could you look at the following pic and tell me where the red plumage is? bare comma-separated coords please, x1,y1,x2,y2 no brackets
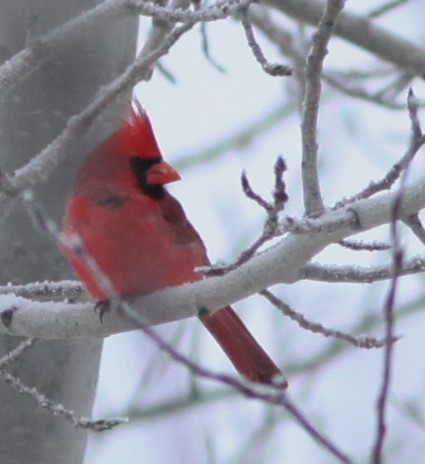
63,101,286,388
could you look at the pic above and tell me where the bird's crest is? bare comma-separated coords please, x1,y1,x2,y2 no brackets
115,98,162,160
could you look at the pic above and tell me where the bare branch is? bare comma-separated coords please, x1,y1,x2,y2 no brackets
199,22,226,72
371,207,403,464
301,0,345,217
239,5,292,77
248,8,412,111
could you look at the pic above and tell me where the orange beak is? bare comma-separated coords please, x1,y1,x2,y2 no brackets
146,161,181,186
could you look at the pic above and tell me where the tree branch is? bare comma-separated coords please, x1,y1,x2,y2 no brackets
301,0,345,217
0,19,198,220
267,0,425,77
0,0,244,96
301,257,425,283
0,176,424,338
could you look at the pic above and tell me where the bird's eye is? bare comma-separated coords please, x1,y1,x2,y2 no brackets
129,156,164,199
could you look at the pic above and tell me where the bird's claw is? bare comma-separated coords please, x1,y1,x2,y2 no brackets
94,299,110,323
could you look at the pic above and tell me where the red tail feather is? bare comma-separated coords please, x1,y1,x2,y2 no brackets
201,307,287,388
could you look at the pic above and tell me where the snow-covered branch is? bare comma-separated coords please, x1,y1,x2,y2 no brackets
1,177,425,339
0,0,244,96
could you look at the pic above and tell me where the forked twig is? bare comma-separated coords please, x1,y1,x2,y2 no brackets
203,157,288,277
334,88,425,209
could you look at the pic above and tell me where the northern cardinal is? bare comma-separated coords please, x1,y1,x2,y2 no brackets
63,100,286,388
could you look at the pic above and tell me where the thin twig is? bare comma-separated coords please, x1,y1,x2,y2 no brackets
0,338,38,369
301,0,345,217
248,8,409,111
0,369,127,431
301,256,425,283
371,88,422,464
203,157,288,277
0,337,125,431
260,289,396,349
239,4,292,77
371,199,403,464
338,239,390,252
334,89,425,209
270,0,425,78
0,280,83,300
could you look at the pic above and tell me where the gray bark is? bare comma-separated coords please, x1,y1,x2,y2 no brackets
0,1,137,463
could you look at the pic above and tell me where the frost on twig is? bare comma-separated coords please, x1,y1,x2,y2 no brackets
260,289,397,349
301,256,425,283
1,368,127,431
0,338,125,431
338,238,390,252
239,4,292,77
0,338,38,369
0,280,83,301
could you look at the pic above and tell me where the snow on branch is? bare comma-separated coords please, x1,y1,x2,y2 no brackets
0,0,246,96
0,178,424,339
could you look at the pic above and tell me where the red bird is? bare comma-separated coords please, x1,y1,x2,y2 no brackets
63,101,286,388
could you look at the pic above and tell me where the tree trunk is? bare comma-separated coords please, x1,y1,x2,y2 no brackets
0,2,137,463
